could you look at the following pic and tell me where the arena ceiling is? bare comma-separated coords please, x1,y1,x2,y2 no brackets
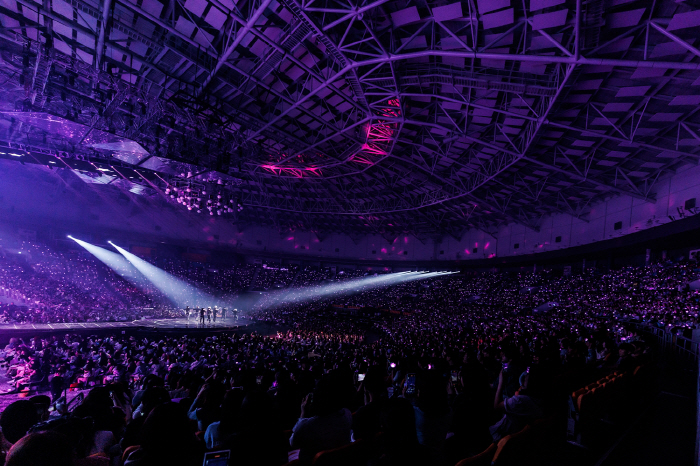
1,0,700,240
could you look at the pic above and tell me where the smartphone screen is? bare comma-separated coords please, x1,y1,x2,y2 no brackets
406,373,416,394
357,373,365,382
203,450,230,466
451,370,458,382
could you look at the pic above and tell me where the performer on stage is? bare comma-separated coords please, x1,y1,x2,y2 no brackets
206,307,212,324
185,306,190,322
212,307,217,323
199,307,205,325
222,308,227,320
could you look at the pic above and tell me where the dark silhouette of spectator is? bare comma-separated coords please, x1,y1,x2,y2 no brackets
352,365,388,441
490,366,545,442
370,398,431,466
203,389,244,449
121,386,170,449
123,403,202,466
0,400,41,445
413,371,452,464
5,431,75,466
290,373,352,464
219,392,288,466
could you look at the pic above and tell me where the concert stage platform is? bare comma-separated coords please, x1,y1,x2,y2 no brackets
0,317,250,339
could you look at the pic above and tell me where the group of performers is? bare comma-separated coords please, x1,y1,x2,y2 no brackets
183,305,238,325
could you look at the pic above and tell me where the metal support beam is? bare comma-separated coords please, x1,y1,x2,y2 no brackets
95,0,112,71
199,0,273,93
545,121,700,160
521,156,654,202
648,21,700,60
354,50,700,71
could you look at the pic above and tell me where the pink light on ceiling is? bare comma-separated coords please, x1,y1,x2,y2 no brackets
261,164,305,178
485,242,490,249
352,156,374,165
355,99,401,167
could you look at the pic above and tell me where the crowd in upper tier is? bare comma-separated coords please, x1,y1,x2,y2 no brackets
0,245,697,465
3,235,699,331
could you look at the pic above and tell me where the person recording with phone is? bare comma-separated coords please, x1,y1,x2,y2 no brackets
497,346,524,400
352,365,388,441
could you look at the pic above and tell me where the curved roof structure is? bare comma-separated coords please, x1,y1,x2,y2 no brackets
1,0,699,239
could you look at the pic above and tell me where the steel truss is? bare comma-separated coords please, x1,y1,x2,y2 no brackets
0,0,699,237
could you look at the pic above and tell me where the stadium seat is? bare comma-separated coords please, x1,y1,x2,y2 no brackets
76,453,110,466
577,390,592,412
122,445,140,463
571,387,587,400
491,425,531,465
454,442,497,466
584,382,599,391
311,440,370,466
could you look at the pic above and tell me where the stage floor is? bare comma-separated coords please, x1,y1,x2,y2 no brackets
0,317,248,334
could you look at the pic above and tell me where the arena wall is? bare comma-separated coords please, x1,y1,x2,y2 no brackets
2,159,700,262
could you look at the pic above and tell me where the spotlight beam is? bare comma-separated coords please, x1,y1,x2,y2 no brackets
254,271,447,310
110,242,219,308
68,237,151,288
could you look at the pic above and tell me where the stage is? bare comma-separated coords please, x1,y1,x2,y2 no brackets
0,317,250,336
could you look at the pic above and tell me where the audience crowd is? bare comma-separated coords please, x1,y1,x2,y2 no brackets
0,247,697,465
